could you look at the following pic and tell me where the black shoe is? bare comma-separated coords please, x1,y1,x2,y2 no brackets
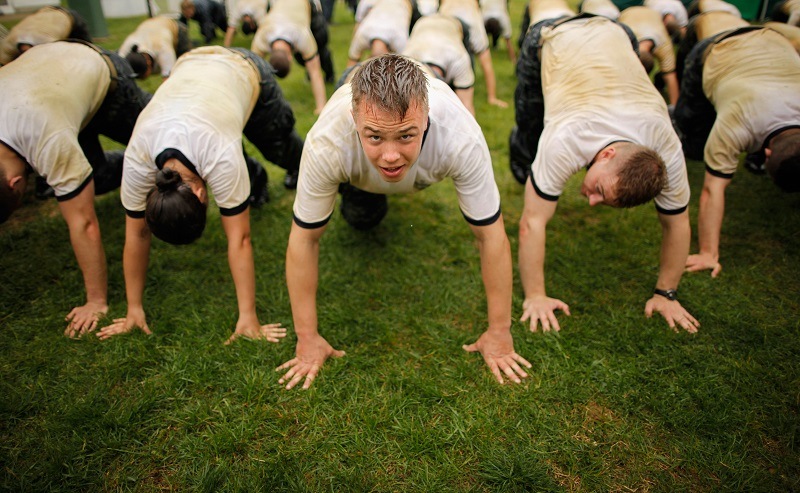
35,176,55,200
283,168,299,189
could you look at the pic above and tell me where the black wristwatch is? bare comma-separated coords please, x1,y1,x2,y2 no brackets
654,288,678,301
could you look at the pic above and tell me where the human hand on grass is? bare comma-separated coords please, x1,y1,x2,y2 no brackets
276,334,345,390
520,295,571,332
685,252,722,278
64,301,108,338
96,306,152,340
463,329,532,384
488,97,508,108
645,296,699,334
225,316,287,345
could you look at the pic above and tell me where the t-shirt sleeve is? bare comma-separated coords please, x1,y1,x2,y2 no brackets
295,27,319,61
530,128,583,200
654,140,691,213
121,148,158,217
449,138,502,224
450,52,475,89
37,130,93,200
292,140,344,227
703,112,749,177
204,144,251,216
654,39,676,73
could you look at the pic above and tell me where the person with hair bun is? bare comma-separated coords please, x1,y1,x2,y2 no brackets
97,46,304,344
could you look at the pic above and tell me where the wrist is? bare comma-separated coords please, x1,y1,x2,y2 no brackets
653,288,678,301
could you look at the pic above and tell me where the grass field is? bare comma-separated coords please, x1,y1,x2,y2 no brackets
1,2,799,491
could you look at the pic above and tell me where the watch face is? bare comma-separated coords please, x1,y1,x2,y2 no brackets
656,289,677,301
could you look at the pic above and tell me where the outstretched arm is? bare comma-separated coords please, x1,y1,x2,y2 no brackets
505,37,516,64
685,171,729,278
645,209,700,333
305,55,328,115
221,209,287,344
663,71,679,107
454,87,475,116
58,180,108,337
278,221,344,390
476,49,507,108
97,215,152,339
518,179,570,332
462,216,531,384
224,26,236,47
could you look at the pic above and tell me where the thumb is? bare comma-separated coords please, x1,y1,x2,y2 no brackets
462,343,478,353
224,332,237,345
331,349,346,358
142,325,152,335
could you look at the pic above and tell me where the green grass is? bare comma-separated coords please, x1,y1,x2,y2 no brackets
2,3,799,491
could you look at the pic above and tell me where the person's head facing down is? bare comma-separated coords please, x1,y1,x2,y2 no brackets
180,0,196,19
241,15,258,35
581,143,666,208
766,129,800,193
125,45,152,79
269,43,292,78
145,167,207,244
0,143,28,224
350,54,430,183
484,17,502,47
637,40,655,74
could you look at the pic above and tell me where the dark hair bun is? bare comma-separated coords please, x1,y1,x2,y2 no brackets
156,168,183,192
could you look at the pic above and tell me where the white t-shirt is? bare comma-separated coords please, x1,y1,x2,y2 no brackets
532,18,689,213
349,0,412,58
480,0,513,38
528,0,575,27
251,0,317,60
122,47,261,216
402,14,475,89
644,0,688,27
697,0,741,17
581,0,620,20
0,7,73,65
702,29,800,175
228,0,268,28
119,16,181,77
293,74,501,227
439,0,490,54
0,42,109,199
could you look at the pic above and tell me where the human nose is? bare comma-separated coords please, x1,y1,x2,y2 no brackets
381,143,401,164
588,194,603,207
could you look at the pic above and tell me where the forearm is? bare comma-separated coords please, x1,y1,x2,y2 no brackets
286,224,324,339
223,26,235,47
505,38,516,63
663,72,679,107
306,57,327,112
226,229,258,321
518,217,547,299
473,221,512,333
455,88,475,116
656,210,691,290
123,217,151,310
477,50,498,101
68,216,107,305
696,173,729,259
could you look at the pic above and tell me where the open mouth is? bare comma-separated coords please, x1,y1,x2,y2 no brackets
379,165,405,179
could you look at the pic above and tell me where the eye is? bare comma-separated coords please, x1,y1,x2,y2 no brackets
400,134,415,141
368,135,381,142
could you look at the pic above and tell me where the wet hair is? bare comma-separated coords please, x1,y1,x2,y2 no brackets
767,130,800,193
269,49,292,78
145,168,207,244
0,167,24,224
350,54,429,120
241,15,257,35
614,145,667,208
485,17,502,48
125,45,149,79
